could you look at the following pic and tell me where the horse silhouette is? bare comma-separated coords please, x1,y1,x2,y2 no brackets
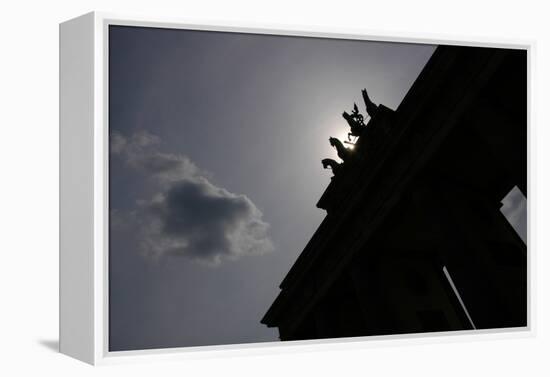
321,158,342,176
329,137,352,162
342,111,366,140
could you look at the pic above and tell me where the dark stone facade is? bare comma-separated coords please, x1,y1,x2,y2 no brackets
261,45,527,340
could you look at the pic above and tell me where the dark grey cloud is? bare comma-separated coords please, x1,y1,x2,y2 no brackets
112,131,273,265
500,186,527,243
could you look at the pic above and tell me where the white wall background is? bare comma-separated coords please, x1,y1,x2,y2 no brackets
0,0,548,374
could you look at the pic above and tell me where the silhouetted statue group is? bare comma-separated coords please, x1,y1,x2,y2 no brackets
322,88,379,176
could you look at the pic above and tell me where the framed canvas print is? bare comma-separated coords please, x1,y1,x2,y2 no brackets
59,12,531,365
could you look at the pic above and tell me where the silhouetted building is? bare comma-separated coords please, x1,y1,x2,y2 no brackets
261,45,527,340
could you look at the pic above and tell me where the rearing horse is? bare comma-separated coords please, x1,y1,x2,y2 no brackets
329,137,352,162
342,111,366,140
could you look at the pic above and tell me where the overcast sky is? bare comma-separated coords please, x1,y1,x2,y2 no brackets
108,26,525,351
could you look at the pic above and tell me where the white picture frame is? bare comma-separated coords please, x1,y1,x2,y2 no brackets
59,11,533,365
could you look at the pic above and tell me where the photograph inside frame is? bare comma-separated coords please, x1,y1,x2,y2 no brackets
108,25,527,351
